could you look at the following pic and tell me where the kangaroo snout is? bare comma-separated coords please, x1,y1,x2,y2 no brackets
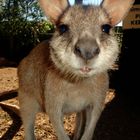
74,39,100,60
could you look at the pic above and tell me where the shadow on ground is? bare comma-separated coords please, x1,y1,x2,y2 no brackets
94,95,140,140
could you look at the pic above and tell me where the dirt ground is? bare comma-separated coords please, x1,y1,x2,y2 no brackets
0,68,140,140
0,68,77,140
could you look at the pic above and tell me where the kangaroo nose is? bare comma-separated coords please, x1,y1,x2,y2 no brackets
74,39,100,60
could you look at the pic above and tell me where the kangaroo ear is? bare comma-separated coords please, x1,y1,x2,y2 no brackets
101,0,134,26
39,0,69,23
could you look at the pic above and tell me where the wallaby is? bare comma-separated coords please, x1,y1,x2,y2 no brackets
18,0,134,140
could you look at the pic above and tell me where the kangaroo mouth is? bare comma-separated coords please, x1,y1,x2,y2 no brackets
80,66,92,73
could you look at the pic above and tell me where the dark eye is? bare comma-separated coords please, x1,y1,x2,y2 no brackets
101,24,112,34
58,24,69,34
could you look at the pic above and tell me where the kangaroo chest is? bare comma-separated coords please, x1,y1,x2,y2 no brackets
59,80,99,114
44,71,108,114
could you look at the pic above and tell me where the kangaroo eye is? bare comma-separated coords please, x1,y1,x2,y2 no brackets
101,24,112,34
58,24,69,34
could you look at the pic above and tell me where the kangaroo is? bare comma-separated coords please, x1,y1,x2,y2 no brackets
18,0,134,140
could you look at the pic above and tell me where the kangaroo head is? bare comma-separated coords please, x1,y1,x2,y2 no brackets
39,0,134,78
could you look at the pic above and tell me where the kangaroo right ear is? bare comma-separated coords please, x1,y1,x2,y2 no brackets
101,0,134,26
39,0,69,23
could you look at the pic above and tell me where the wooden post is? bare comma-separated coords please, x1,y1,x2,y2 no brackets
118,0,140,114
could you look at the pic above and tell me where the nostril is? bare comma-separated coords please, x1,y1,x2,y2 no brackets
94,47,100,55
74,46,82,56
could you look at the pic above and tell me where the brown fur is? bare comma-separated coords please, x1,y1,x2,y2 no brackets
18,0,134,140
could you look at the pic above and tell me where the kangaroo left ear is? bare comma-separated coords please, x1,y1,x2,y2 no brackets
39,0,69,23
101,0,135,26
